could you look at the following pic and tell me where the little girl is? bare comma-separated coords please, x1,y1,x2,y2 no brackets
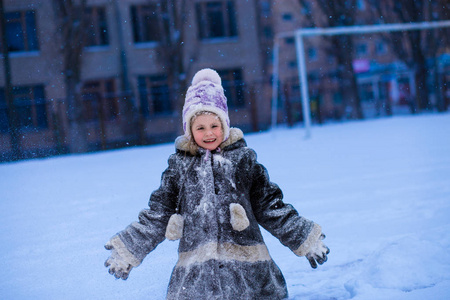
105,68,329,299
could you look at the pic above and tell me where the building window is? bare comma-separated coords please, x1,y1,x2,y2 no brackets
131,4,164,43
81,79,118,122
333,92,343,104
356,43,368,57
282,13,292,21
3,10,39,52
196,1,238,40
288,60,297,68
138,75,172,117
285,37,295,44
218,69,245,108
85,6,109,47
260,1,271,17
308,47,317,61
359,82,374,102
308,71,320,84
330,70,340,83
263,26,272,39
0,92,7,132
375,41,386,55
0,86,47,130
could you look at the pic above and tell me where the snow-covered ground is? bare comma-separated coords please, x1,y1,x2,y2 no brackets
1,113,449,300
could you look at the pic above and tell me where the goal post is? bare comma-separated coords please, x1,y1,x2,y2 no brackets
271,20,450,138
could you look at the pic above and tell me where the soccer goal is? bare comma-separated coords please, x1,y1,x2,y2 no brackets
271,20,450,138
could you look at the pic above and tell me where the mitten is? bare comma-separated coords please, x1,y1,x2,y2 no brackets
306,233,330,269
104,236,141,280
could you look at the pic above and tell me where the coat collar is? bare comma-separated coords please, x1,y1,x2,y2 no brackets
175,127,244,155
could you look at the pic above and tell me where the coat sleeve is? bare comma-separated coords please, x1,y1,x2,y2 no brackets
115,154,180,264
247,149,322,257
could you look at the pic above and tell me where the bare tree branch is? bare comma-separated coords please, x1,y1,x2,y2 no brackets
52,0,90,152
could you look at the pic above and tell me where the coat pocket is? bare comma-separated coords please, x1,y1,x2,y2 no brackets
166,214,184,240
230,203,250,231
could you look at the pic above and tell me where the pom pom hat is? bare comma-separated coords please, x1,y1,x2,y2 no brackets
182,68,230,141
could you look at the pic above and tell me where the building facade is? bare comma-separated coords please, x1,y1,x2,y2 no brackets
1,0,448,161
0,0,273,160
270,0,450,124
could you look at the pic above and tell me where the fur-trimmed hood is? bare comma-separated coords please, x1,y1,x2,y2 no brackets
174,127,244,155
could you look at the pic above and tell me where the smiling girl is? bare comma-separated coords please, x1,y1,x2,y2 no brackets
104,68,329,299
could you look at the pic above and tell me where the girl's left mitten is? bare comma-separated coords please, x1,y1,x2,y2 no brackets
104,236,140,280
306,233,330,269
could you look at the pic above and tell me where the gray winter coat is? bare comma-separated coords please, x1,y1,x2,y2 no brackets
114,128,322,300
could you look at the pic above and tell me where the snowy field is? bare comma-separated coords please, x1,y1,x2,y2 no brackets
1,113,450,300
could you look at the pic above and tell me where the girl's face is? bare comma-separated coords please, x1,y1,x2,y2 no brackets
191,113,224,151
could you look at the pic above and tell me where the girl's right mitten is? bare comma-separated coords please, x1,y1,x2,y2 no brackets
104,236,140,280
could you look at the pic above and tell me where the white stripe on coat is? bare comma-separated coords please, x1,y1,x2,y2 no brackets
176,242,271,267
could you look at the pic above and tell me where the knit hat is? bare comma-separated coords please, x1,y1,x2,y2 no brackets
182,68,230,141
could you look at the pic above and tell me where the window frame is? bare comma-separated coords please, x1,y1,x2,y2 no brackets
138,75,172,117
0,85,48,131
308,47,318,61
2,10,39,53
375,40,387,55
282,13,293,21
130,4,165,44
85,6,110,47
356,42,368,57
217,69,245,109
81,79,119,122
196,1,238,41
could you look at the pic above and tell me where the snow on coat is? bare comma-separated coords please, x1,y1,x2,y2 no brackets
114,128,322,300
